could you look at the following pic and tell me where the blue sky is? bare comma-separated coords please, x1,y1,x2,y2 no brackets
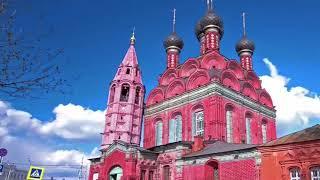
1,0,320,178
10,0,320,118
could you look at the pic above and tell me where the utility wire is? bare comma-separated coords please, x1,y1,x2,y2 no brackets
3,161,85,168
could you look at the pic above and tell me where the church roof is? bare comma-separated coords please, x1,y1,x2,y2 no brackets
121,44,138,67
183,141,256,158
261,124,320,147
112,37,143,84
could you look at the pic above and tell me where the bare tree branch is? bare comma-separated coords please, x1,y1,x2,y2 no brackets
0,0,68,100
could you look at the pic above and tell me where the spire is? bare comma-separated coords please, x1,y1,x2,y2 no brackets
172,8,176,32
236,12,255,55
196,0,223,54
121,42,138,68
101,30,144,149
130,27,136,45
236,12,255,71
163,8,184,69
242,12,246,37
163,8,183,51
120,31,139,69
206,0,213,11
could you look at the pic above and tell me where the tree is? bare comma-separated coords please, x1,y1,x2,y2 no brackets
0,0,66,100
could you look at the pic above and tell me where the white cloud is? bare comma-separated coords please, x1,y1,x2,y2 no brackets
38,104,105,139
44,149,88,165
0,126,8,137
0,135,90,178
260,58,320,134
0,101,103,177
0,102,104,140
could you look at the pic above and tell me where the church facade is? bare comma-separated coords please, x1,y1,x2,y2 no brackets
88,3,319,180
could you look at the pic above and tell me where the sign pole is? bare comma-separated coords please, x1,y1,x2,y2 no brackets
0,148,8,176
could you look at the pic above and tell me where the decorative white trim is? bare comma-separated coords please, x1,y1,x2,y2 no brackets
146,83,276,119
183,150,261,166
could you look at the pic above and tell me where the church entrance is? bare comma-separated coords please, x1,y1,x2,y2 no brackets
205,160,219,180
109,166,123,180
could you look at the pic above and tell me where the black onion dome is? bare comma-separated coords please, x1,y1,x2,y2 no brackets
235,37,255,54
163,32,184,50
200,10,224,34
195,21,204,41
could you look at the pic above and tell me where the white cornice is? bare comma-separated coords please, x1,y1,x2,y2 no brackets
145,82,276,119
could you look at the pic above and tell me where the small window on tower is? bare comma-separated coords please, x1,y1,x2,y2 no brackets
149,171,154,180
109,85,116,103
120,84,130,102
135,87,141,104
126,68,130,74
140,170,146,180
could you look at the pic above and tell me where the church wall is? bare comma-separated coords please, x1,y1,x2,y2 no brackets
182,165,206,180
88,150,138,180
259,140,320,180
220,159,257,180
182,159,257,180
144,92,276,149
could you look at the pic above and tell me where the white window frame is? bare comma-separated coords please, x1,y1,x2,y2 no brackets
214,167,219,180
311,167,320,180
155,121,163,146
290,168,301,180
169,115,182,143
195,111,204,136
246,117,252,144
109,166,123,180
226,110,233,143
262,123,267,143
93,173,99,180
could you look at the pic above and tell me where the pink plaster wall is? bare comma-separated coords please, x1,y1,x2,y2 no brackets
145,52,276,149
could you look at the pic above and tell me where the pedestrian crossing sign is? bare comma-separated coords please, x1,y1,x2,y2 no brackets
27,166,45,180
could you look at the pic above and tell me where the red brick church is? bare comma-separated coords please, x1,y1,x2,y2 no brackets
88,2,320,180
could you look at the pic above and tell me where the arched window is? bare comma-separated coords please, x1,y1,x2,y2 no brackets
163,165,170,180
109,166,123,180
262,121,268,143
192,110,204,137
109,85,116,103
169,115,182,143
140,170,146,180
120,84,130,102
93,173,99,180
149,171,154,180
226,106,233,143
135,87,141,104
206,160,219,180
311,166,320,180
290,167,301,180
155,121,163,146
245,114,252,144
126,68,131,74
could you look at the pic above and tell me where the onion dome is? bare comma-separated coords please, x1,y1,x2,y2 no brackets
163,32,184,50
235,37,255,54
199,10,224,36
195,21,204,41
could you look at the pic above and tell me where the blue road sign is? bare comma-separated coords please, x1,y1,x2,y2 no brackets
27,166,45,180
0,164,3,173
0,148,7,157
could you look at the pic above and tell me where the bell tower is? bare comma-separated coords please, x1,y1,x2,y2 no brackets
101,32,145,149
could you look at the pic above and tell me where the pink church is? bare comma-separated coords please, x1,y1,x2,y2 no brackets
89,3,278,180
